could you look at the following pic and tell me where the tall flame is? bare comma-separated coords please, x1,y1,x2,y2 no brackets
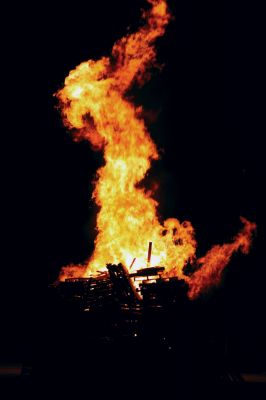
56,0,256,298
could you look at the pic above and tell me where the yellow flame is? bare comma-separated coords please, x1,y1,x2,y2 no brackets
56,0,256,298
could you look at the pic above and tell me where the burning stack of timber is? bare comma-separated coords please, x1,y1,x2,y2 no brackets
49,242,188,313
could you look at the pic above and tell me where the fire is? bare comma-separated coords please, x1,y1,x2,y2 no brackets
187,217,256,299
56,0,256,298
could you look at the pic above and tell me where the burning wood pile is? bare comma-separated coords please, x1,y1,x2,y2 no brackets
49,242,188,317
45,1,258,386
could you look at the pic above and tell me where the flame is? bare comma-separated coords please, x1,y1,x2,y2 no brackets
187,217,257,299
56,0,256,298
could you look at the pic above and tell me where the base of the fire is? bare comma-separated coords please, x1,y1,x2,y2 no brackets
47,263,259,388
51,263,189,311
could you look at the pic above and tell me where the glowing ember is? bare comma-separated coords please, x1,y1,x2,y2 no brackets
56,0,256,298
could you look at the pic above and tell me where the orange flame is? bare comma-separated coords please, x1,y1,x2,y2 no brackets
187,217,257,299
56,0,256,298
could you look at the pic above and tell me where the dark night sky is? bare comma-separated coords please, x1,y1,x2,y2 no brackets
1,0,265,366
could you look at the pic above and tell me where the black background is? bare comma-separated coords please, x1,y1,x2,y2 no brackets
1,0,265,372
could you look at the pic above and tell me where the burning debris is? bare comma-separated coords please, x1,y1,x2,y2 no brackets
55,0,256,300
50,263,188,314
